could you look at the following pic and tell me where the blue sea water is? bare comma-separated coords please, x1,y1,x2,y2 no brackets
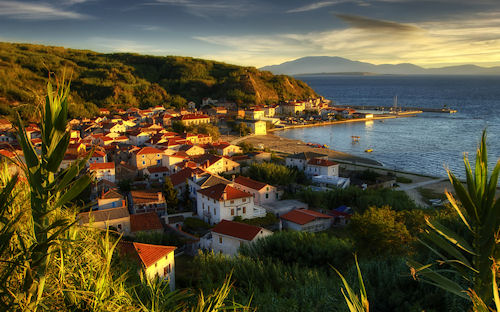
278,75,500,178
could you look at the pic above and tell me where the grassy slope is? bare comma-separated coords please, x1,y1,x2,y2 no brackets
0,42,317,120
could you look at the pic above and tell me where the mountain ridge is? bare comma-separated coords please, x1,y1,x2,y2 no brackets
0,42,317,120
261,56,500,75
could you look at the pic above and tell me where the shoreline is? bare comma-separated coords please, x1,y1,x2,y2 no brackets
237,134,382,166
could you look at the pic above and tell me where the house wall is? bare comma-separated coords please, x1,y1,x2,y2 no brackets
285,157,306,170
92,168,116,183
282,218,331,232
305,164,338,177
211,230,272,256
196,194,254,225
233,183,278,205
133,152,163,170
98,198,125,210
83,217,131,234
144,252,176,291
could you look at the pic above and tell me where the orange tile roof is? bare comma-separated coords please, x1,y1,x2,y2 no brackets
169,167,194,186
307,158,338,167
234,175,267,191
130,212,163,233
135,147,163,155
119,242,175,268
198,183,251,201
280,209,332,225
131,190,163,204
147,166,170,173
89,162,115,170
211,220,265,241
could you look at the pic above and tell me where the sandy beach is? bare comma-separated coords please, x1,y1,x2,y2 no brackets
234,134,382,166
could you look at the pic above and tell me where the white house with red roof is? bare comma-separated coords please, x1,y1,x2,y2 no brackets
144,166,170,182
88,150,107,163
208,220,272,256
89,162,116,183
233,175,279,205
305,158,339,177
196,183,256,225
97,189,126,210
280,209,333,232
128,129,151,146
119,242,176,290
203,142,242,156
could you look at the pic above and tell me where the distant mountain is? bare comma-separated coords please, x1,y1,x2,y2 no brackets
260,56,500,75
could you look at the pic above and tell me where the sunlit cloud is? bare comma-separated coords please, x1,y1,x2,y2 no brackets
193,14,500,67
0,0,90,20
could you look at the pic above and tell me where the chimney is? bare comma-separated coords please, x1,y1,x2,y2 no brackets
231,174,235,182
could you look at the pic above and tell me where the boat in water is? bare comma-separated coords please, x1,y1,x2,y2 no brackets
365,148,373,153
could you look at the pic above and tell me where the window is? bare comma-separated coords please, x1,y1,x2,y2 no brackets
265,193,269,199
142,161,146,165
231,209,234,216
230,200,234,204
117,224,122,230
242,198,246,202
157,159,161,164
243,207,246,214
163,264,171,275
219,236,222,244
213,208,216,215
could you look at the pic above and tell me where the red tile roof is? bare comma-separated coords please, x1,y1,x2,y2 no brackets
234,175,267,191
89,162,115,170
211,220,265,241
169,167,194,186
135,147,163,155
280,209,332,225
130,212,163,233
307,158,338,167
178,113,209,120
198,183,251,201
131,190,163,204
119,242,175,268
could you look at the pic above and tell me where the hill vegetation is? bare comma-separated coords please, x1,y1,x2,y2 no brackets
0,42,317,121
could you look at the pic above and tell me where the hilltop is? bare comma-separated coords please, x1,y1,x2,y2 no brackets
0,42,317,120
261,56,500,75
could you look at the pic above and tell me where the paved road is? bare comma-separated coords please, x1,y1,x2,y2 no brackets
397,178,448,191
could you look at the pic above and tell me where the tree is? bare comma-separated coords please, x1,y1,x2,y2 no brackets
349,206,412,257
409,130,500,306
164,177,179,210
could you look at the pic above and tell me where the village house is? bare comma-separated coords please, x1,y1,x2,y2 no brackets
285,152,328,171
131,147,163,170
130,190,166,215
182,133,212,145
197,183,264,225
174,113,210,126
203,142,242,156
233,175,279,205
130,212,164,235
191,154,240,175
208,220,272,256
78,206,131,233
128,129,151,146
177,144,205,156
244,108,265,120
188,173,231,200
97,189,126,210
89,162,116,183
88,150,107,163
280,209,333,232
305,158,339,177
279,101,306,115
119,242,176,291
240,120,266,135
144,166,170,182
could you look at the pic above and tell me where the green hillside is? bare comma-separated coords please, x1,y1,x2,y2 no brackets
0,42,317,120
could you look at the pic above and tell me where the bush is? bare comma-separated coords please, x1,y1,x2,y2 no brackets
396,176,413,184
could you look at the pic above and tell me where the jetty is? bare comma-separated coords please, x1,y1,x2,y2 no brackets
335,105,457,114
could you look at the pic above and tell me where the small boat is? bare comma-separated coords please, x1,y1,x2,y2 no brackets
365,148,373,153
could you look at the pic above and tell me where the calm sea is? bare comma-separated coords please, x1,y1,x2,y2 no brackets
278,75,500,178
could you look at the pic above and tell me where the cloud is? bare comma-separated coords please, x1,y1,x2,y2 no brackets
335,14,422,33
191,14,500,68
0,1,90,20
151,0,254,17
287,1,342,13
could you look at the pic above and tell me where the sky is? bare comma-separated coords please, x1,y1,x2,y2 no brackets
1,0,500,68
